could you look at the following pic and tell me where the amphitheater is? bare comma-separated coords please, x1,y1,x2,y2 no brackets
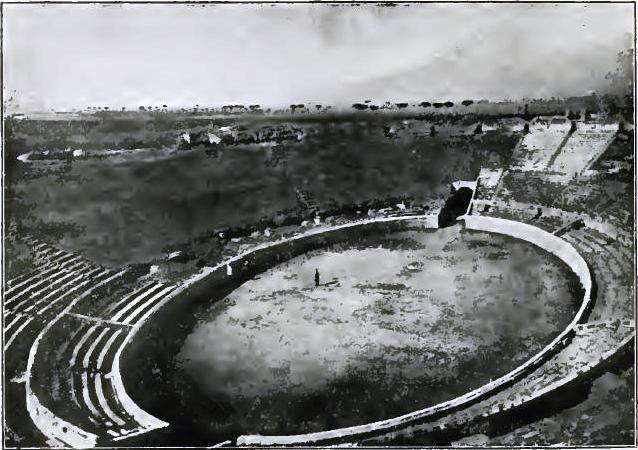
3,120,634,447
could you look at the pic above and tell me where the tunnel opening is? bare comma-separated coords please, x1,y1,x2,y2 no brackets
438,185,474,228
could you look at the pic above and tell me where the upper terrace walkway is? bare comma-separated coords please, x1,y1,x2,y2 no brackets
511,122,570,173
510,122,617,184
548,124,618,182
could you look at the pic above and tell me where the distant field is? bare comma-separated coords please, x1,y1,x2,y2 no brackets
6,115,519,267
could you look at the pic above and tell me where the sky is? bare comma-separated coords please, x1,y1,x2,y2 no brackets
3,2,634,112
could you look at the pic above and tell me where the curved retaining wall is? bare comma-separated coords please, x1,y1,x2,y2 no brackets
236,215,593,446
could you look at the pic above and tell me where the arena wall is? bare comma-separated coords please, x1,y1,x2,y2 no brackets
237,215,593,446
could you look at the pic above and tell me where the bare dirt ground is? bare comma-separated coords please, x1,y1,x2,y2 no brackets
176,224,580,436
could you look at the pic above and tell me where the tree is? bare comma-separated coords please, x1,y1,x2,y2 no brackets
567,109,579,120
290,104,305,113
602,48,634,121
618,120,625,134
